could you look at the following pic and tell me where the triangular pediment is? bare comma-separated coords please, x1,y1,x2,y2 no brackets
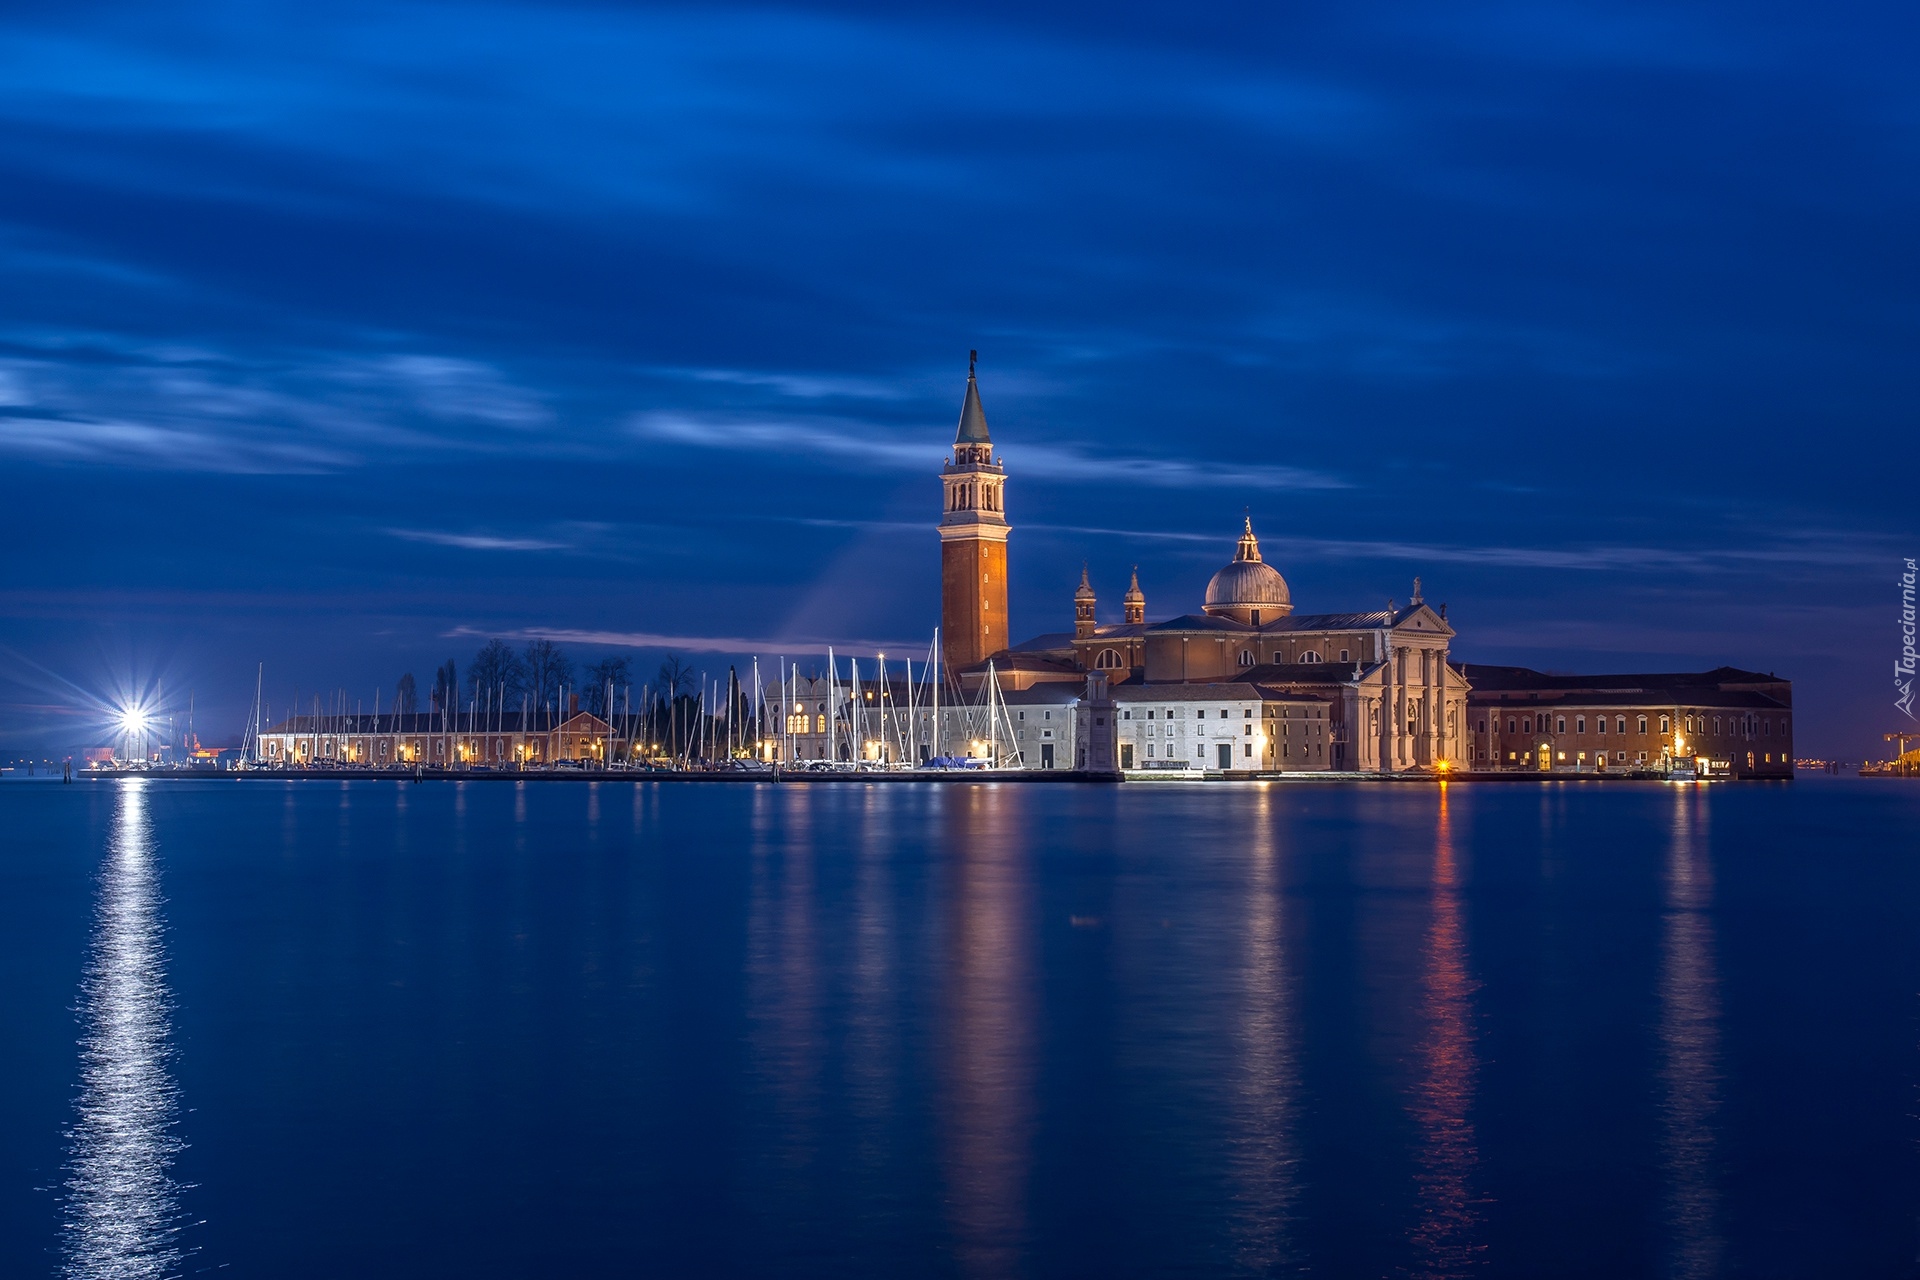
1391,603,1453,638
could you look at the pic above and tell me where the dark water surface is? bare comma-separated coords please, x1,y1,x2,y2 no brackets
5,777,1920,1278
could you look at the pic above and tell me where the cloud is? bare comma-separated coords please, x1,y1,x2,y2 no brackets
629,411,1348,491
1021,523,1889,575
672,366,914,401
0,412,346,472
387,528,570,552
0,340,560,472
352,356,551,429
448,625,922,659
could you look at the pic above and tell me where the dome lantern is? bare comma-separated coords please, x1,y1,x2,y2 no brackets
1203,518,1291,624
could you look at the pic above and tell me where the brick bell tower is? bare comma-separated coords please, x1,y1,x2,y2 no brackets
939,350,1009,672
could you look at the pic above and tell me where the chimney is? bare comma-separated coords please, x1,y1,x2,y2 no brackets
568,692,579,715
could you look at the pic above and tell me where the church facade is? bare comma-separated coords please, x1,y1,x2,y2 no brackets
940,363,1469,773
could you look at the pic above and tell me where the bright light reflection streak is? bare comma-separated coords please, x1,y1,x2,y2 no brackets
61,780,190,1279
1659,787,1724,1280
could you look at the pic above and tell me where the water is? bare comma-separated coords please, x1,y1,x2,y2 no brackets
3,776,1918,1278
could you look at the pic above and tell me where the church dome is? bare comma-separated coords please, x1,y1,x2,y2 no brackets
1204,518,1291,618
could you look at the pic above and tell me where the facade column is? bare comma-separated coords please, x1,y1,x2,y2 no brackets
1380,644,1396,773
1425,648,1440,765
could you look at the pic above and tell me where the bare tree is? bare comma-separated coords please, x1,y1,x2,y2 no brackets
394,672,417,716
581,655,632,715
523,638,573,710
656,655,694,699
469,639,526,702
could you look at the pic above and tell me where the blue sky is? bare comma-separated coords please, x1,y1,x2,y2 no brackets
0,1,1911,757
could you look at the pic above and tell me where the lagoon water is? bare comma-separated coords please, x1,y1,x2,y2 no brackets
4,776,1919,1278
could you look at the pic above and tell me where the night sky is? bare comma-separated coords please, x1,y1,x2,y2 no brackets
0,2,1911,758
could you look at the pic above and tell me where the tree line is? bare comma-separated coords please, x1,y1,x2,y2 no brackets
389,644,738,756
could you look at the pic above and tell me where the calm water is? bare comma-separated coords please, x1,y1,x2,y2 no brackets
4,776,1919,1278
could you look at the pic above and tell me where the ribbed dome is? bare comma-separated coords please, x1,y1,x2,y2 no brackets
1203,518,1291,616
1205,560,1291,609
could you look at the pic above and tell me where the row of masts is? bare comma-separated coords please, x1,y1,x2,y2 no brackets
243,626,1027,769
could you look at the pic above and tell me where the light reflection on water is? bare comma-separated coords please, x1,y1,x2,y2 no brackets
1228,787,1300,1271
61,779,190,1280
1407,784,1484,1278
942,786,1034,1277
1659,787,1724,1279
12,778,1901,1278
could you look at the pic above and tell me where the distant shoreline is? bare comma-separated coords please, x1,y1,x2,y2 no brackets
57,767,1799,785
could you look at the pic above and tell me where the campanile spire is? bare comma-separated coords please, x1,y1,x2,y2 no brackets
939,352,1010,671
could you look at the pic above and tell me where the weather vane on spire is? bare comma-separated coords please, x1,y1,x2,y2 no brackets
969,349,977,376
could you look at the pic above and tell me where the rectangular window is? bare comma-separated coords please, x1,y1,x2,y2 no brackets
1638,716,1648,734
1556,716,1566,733
1597,718,1606,735
1576,716,1586,732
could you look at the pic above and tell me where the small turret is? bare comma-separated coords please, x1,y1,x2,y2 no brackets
1123,567,1146,626
1074,564,1097,638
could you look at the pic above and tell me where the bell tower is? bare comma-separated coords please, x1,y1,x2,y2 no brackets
939,351,1009,672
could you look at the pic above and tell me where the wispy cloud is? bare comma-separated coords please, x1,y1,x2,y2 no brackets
1023,523,1888,574
448,625,923,658
670,366,914,401
388,528,570,552
0,340,559,472
0,413,347,472
629,411,1348,491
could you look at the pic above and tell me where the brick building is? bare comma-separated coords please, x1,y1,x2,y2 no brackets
1460,665,1793,778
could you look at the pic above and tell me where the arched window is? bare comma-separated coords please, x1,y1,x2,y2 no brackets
1301,650,1322,664
1237,649,1254,667
1095,648,1124,669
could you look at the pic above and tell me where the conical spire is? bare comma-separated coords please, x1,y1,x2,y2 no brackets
1123,566,1145,625
955,349,991,446
1074,563,1096,602
1234,515,1262,563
